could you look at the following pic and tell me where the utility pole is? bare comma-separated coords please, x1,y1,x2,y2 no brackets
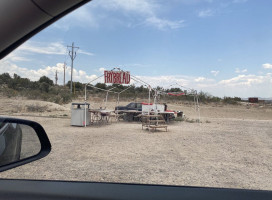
63,62,66,86
67,42,79,93
55,70,58,85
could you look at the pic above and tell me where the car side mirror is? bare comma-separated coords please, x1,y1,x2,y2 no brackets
0,117,51,172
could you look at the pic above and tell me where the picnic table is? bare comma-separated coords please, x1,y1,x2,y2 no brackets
115,110,175,123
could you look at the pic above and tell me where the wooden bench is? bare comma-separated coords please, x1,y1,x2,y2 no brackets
149,125,168,132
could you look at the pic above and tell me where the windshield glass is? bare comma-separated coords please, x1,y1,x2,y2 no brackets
0,0,271,191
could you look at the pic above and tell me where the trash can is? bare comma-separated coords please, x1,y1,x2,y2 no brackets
71,103,90,126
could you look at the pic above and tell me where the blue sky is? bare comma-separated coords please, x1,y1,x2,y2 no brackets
1,0,272,98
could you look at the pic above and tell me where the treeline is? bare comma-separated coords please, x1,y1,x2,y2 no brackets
0,73,72,104
0,73,242,105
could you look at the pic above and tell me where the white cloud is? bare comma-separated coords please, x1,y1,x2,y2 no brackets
220,75,258,86
107,0,185,30
56,0,185,31
216,74,272,97
19,41,66,55
133,74,272,98
0,61,97,84
145,16,185,30
235,68,248,73
262,63,272,69
98,0,156,16
133,75,216,92
198,9,214,18
195,77,206,82
53,4,99,30
77,49,94,56
210,70,219,76
99,68,106,73
4,52,31,62
2,41,93,63
135,75,193,89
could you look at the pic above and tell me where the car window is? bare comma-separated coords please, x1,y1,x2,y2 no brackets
0,0,272,192
136,103,142,109
128,103,135,108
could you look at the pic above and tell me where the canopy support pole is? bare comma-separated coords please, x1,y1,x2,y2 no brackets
84,84,87,127
116,91,121,118
105,91,109,109
196,91,200,123
148,86,151,115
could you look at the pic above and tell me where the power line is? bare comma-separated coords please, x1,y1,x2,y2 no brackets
67,42,79,93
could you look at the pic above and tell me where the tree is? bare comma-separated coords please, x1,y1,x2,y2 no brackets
95,83,106,90
74,82,84,90
38,76,53,86
0,73,12,84
169,87,182,92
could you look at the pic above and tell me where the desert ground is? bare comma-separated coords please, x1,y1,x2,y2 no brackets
0,97,271,190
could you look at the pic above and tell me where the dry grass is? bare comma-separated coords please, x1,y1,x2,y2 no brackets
26,104,48,112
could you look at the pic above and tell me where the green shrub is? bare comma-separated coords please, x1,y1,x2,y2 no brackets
174,117,184,122
185,118,195,123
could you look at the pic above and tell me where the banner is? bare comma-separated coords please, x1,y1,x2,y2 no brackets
167,92,185,96
104,70,130,84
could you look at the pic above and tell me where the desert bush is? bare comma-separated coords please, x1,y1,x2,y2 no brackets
174,117,185,122
26,104,47,112
39,82,50,93
185,118,196,123
1,87,17,98
59,92,72,103
49,96,62,104
223,96,240,105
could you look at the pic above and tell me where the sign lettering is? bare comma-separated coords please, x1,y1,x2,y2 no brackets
104,71,130,84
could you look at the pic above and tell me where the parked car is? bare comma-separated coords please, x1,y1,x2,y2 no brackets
115,102,142,112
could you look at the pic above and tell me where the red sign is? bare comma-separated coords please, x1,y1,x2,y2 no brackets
104,71,130,84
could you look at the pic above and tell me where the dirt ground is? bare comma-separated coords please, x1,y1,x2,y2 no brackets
0,97,272,190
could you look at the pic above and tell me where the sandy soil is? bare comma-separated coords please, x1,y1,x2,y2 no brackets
0,97,271,190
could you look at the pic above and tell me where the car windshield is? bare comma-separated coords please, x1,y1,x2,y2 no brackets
0,0,272,191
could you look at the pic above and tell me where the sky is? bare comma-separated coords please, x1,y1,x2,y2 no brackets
1,0,272,98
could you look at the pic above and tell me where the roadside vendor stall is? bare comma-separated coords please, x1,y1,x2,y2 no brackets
83,67,153,127
76,67,200,128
